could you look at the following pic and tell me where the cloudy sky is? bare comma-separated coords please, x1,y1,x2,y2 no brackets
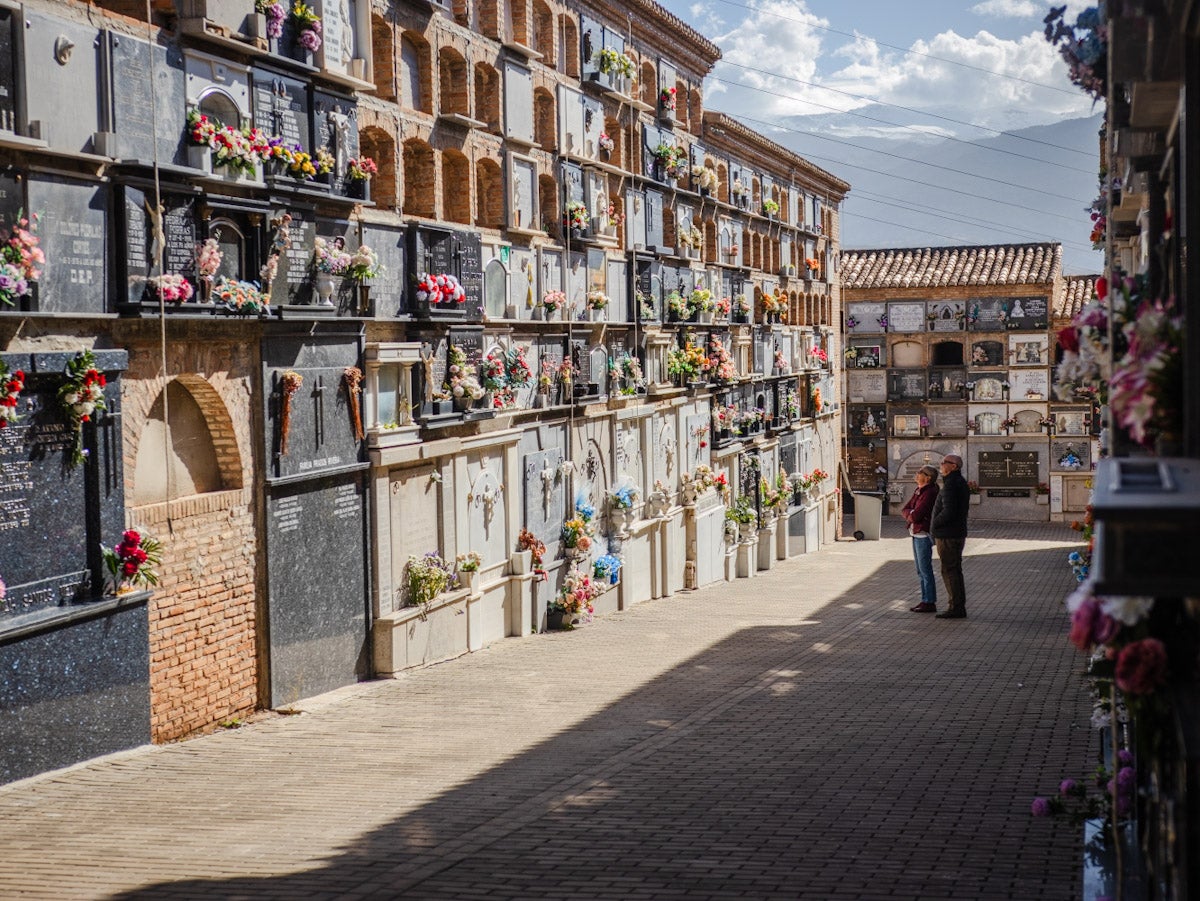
654,0,1105,272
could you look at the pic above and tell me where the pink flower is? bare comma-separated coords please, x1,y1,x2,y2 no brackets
1115,638,1168,694
1031,797,1051,817
1058,779,1077,796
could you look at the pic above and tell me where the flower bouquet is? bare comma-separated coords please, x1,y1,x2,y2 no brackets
102,529,162,594
405,552,456,608
214,276,269,315
290,1,323,52
347,156,377,182
347,245,382,280
150,273,194,303
58,349,107,468
416,272,466,306
0,212,42,308
564,201,589,232
0,361,26,428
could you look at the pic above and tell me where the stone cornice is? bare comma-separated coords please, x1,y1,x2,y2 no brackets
701,112,850,199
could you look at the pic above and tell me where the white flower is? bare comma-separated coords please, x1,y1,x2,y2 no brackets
64,391,79,405
452,385,465,397
78,402,95,417
1099,595,1154,625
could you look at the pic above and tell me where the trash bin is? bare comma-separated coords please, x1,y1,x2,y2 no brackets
851,491,883,541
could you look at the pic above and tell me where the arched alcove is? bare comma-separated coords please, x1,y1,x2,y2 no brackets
478,0,501,39
359,125,396,209
932,340,964,366
198,89,241,129
603,116,623,169
132,376,242,506
474,62,501,131
533,0,555,66
403,138,436,218
639,60,657,108
559,15,579,78
371,15,396,101
400,32,431,113
438,47,470,117
538,173,558,231
534,88,556,150
511,0,530,46
484,259,507,319
476,158,504,228
442,149,471,224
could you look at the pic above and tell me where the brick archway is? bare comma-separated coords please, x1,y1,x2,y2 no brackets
403,138,436,218
359,125,397,210
438,47,470,117
476,158,504,229
442,149,471,224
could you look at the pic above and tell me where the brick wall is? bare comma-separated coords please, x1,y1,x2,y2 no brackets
120,336,260,743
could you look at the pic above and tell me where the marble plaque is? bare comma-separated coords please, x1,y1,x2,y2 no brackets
1009,334,1049,366
847,302,887,335
927,300,965,331
967,297,1008,331
27,175,107,314
1051,439,1090,472
312,90,359,196
0,351,127,619
523,448,565,541
360,223,406,318
970,374,1006,402
121,188,197,304
108,34,187,165
1010,368,1049,401
846,444,888,492
847,405,886,438
265,472,368,705
887,301,925,333
253,67,311,150
891,410,924,438
848,343,882,369
976,450,1038,487
1005,295,1048,331
970,340,1005,367
846,370,885,404
24,12,101,153
263,334,364,481
888,371,927,401
1051,409,1090,436
927,405,968,437
927,368,966,400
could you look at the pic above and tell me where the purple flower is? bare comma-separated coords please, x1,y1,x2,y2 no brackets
1117,767,1136,790
1117,749,1134,766
298,26,322,52
1031,797,1051,817
1058,779,1077,796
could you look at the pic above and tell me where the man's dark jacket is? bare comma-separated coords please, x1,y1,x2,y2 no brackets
930,469,970,539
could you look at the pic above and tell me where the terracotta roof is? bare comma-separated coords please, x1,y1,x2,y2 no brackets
1055,274,1100,323
840,244,1062,290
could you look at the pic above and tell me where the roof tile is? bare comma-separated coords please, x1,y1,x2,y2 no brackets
841,243,1063,290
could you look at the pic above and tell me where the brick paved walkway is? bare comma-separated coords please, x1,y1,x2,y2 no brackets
0,519,1091,900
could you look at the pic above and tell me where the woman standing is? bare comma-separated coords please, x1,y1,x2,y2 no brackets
902,465,940,613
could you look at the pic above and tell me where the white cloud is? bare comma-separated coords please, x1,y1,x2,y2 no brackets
970,0,1040,18
703,4,1097,139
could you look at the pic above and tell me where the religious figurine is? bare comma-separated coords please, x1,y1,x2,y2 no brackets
420,343,436,404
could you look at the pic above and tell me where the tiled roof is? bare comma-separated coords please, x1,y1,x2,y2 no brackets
841,244,1062,290
1055,274,1100,323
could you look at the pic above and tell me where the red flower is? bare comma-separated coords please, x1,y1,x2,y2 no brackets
121,561,140,577
1115,638,1168,694
1057,325,1079,353
123,529,141,544
1095,276,1108,300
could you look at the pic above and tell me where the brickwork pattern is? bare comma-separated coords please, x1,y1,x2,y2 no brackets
0,520,1090,899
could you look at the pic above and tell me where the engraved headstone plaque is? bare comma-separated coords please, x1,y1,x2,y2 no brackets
927,300,965,331
1009,334,1049,366
970,340,1005,367
1051,439,1090,472
847,301,887,334
967,297,1008,331
887,301,925,333
1005,295,1048,331
27,175,107,314
926,405,967,437
108,34,187,165
976,450,1038,487
846,369,887,403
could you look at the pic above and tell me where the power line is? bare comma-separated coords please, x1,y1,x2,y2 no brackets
711,62,1097,163
729,111,1093,211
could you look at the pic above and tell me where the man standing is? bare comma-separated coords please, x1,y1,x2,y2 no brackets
930,454,970,619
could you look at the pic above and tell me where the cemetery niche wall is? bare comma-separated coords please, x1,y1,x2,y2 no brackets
0,349,151,787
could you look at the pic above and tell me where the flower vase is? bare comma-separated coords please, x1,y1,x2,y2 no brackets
347,179,370,202
462,570,480,595
738,521,758,543
698,311,714,324
314,272,336,306
510,549,532,574
453,394,474,413
589,308,606,322
548,609,574,630
969,494,981,505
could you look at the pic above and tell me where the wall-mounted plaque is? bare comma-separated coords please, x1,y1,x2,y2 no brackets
976,450,1039,487
846,443,888,491
970,340,1005,367
970,374,1006,402
1009,368,1049,401
846,369,887,404
1005,295,1048,330
848,343,882,368
888,370,927,401
967,297,1009,331
1051,439,1090,472
927,368,966,400
926,405,968,437
927,300,965,332
847,405,886,439
887,301,925,333
891,410,924,438
847,301,887,335
1051,408,1090,436
1009,334,1049,366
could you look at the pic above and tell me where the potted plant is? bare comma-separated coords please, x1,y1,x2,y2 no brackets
593,554,623,586
762,198,780,218
732,294,751,323
346,155,377,200
725,496,758,541
548,568,599,629
585,290,609,321
692,288,716,323
515,528,546,578
609,484,639,533
456,551,482,594
539,289,567,320
652,142,685,183
691,164,718,196
666,290,690,323
404,552,456,611
1036,482,1051,504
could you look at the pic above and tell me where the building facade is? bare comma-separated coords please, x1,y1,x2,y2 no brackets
0,0,847,784
840,243,1099,521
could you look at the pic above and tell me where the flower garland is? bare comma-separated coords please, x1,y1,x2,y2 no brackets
343,366,364,441
102,529,162,594
58,350,107,468
0,361,25,428
278,369,303,456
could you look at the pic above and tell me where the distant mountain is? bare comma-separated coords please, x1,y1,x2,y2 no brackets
755,112,1104,275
